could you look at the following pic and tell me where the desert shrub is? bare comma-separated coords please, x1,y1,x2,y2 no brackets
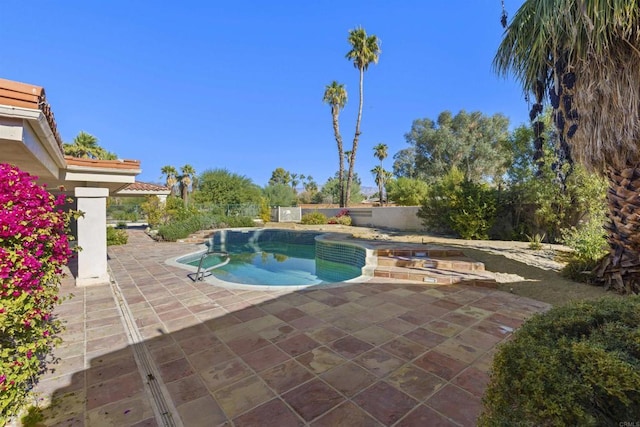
419,169,496,239
259,197,272,223
560,212,608,283
157,213,255,241
0,164,73,423
479,296,640,426
328,209,352,225
106,227,128,246
301,211,328,225
140,195,164,228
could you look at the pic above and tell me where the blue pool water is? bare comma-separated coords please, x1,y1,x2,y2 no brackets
179,229,364,286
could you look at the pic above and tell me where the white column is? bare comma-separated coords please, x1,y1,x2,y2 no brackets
75,187,110,286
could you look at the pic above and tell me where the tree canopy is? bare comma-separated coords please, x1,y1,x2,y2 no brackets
63,131,117,160
405,110,511,184
192,169,261,206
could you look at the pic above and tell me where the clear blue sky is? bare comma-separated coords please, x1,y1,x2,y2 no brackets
2,0,527,189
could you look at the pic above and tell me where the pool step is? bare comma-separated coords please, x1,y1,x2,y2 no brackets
177,229,216,244
374,252,495,288
376,255,485,271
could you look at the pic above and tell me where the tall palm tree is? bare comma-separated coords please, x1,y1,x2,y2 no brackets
495,0,640,294
345,27,381,206
179,164,196,206
160,165,178,196
323,81,348,207
373,143,388,205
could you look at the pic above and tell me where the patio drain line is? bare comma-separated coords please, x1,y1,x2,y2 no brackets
109,276,183,427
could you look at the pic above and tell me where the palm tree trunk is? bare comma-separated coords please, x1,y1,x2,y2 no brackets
332,108,346,207
595,166,640,294
346,68,364,207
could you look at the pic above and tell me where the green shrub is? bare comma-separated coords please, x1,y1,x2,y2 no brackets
328,215,352,225
157,214,255,241
561,258,600,283
259,197,272,223
561,216,608,263
106,227,128,246
479,296,640,426
301,211,328,225
419,169,496,239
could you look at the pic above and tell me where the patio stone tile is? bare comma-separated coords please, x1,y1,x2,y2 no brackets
86,313,122,329
414,351,467,381
432,298,464,311
241,344,290,372
471,319,514,338
175,333,221,355
454,305,493,320
320,362,377,397
373,302,410,319
295,346,345,374
273,307,307,322
258,323,298,342
487,312,525,328
188,344,236,371
163,315,201,332
87,395,155,427
329,336,373,359
86,352,137,386
200,358,252,391
289,314,325,331
354,294,388,308
260,359,314,394
214,375,275,419
195,307,228,321
276,333,320,357
227,332,271,356
435,339,483,364
353,381,418,426
455,328,503,351
165,374,209,406
399,308,437,326
86,333,129,354
352,325,397,346
176,395,227,426
232,398,303,427
424,319,467,337
158,357,194,383
331,316,372,333
377,317,416,335
297,300,332,314
354,348,405,378
232,306,268,322
387,364,446,401
403,327,448,348
426,384,482,426
310,401,382,427
306,326,347,344
282,379,344,422
473,348,498,374
86,371,144,410
452,366,490,398
381,337,427,361
395,404,459,427
440,311,478,327
242,314,284,332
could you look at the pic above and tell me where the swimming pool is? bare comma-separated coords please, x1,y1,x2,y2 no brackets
173,229,368,286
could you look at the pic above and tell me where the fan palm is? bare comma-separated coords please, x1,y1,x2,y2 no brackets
160,165,178,196
63,131,103,159
179,164,196,206
345,27,381,206
495,0,640,294
323,81,348,207
373,143,388,205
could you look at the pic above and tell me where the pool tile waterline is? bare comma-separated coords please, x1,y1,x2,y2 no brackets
29,228,550,426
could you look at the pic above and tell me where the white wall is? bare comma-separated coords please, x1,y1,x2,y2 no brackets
301,207,425,231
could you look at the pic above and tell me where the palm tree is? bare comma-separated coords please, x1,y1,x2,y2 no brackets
323,81,348,207
179,164,196,206
160,165,178,197
345,27,381,206
494,1,640,294
373,143,388,205
63,131,106,159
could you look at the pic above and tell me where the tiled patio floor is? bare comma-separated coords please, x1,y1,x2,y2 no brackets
29,228,550,426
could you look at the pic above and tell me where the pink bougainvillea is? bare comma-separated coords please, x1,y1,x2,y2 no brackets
0,164,73,421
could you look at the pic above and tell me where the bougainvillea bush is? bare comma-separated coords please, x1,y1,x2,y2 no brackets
0,164,73,422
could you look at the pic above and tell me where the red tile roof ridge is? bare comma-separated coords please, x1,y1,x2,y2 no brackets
0,78,63,152
123,181,171,192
